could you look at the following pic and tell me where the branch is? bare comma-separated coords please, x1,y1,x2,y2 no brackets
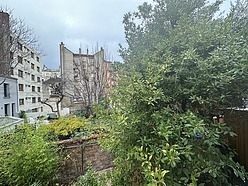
41,99,57,113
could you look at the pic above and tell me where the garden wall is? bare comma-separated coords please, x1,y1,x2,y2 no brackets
54,135,114,185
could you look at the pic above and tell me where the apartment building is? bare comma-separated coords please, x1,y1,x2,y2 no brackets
42,65,60,81
11,44,43,118
59,42,113,111
0,11,43,119
0,76,18,117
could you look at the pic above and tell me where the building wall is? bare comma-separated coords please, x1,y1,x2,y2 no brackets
11,44,43,118
0,11,43,119
60,42,74,97
0,76,18,117
42,66,60,81
59,42,113,110
0,12,10,76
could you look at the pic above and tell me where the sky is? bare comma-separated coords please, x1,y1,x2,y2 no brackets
1,0,233,69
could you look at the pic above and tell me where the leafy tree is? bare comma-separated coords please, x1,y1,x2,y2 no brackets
100,0,248,185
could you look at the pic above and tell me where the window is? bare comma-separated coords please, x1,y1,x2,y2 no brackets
31,52,34,58
36,56,39,62
32,86,35,92
18,70,23,77
19,84,24,91
38,97,41,102
4,83,10,98
37,87,41,92
32,108,38,112
31,63,34,69
19,99,24,105
18,42,22,51
32,97,36,103
37,66,40,72
10,52,14,59
31,74,35,81
18,56,23,64
37,76,40,82
10,67,14,75
4,104,10,116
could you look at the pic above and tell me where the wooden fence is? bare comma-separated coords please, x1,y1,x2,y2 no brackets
225,110,248,171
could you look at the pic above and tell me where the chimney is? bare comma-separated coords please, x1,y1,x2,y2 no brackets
79,48,81,54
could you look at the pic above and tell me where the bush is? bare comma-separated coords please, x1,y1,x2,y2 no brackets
45,116,90,140
75,166,110,186
45,116,108,140
0,124,60,186
99,70,247,185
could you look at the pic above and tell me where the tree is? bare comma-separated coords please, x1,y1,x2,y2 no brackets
0,6,39,85
63,47,113,118
42,77,64,118
100,0,248,185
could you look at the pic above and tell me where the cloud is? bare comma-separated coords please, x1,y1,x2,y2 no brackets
1,0,233,68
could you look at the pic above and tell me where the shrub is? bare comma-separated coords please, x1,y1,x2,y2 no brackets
45,116,90,139
0,124,60,186
75,166,110,186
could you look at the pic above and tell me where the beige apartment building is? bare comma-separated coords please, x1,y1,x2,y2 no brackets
59,42,113,113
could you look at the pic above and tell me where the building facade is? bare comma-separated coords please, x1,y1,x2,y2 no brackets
11,43,43,118
42,66,69,117
60,42,112,112
0,76,18,117
42,65,60,81
0,11,43,119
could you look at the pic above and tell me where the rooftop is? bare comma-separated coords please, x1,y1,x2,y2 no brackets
0,116,24,131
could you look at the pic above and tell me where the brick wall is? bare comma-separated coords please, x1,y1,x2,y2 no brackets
54,136,114,185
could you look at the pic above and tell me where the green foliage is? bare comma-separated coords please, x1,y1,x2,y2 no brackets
45,116,109,140
99,0,248,185
0,124,60,186
75,166,111,186
100,71,247,185
19,110,28,123
45,116,90,139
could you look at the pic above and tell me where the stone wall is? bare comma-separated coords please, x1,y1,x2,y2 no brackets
54,136,113,185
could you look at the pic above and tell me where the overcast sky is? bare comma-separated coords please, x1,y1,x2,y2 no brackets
1,0,232,69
